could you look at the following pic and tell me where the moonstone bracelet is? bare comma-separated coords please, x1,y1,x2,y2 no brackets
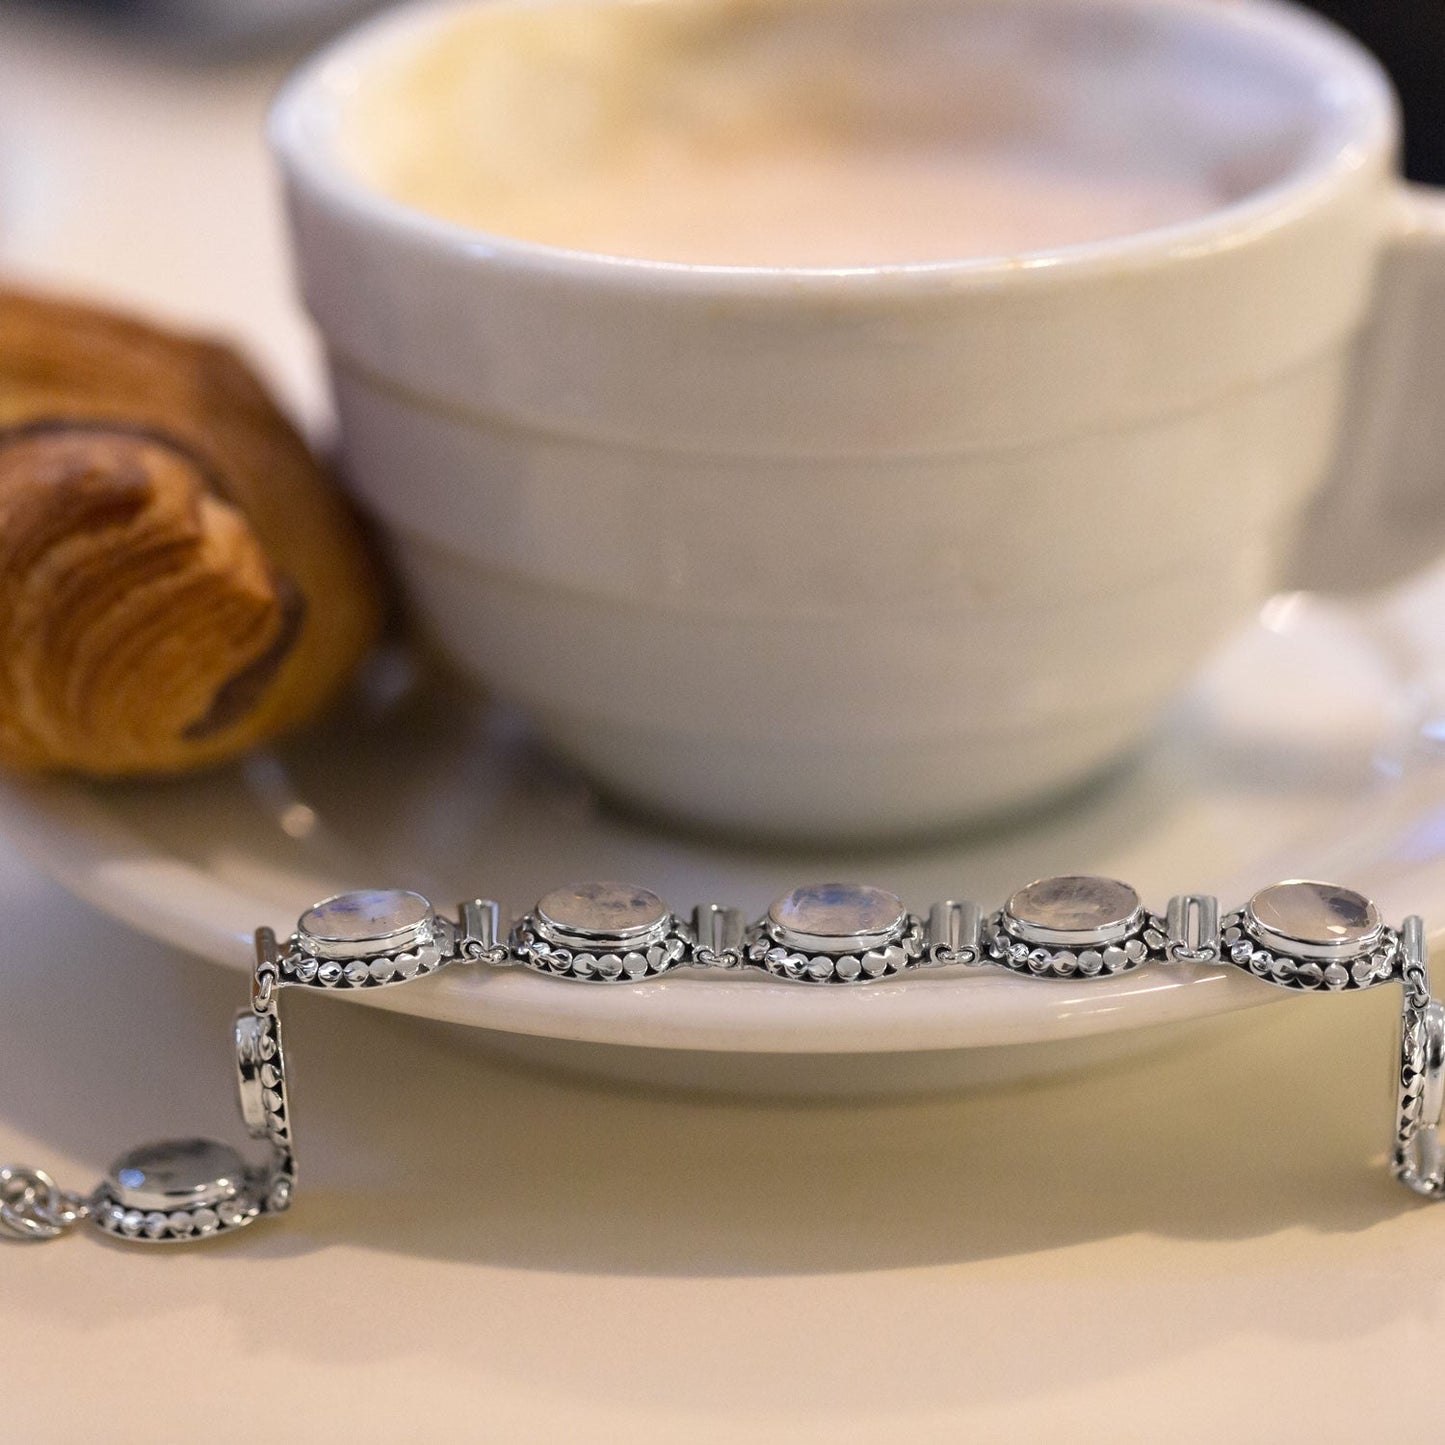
4,873,1440,1244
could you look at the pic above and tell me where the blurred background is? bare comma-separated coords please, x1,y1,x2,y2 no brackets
5,1,1443,181
1310,2,1445,182
0,1,1439,180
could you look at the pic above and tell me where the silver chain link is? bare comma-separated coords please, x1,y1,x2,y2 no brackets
0,1165,89,1241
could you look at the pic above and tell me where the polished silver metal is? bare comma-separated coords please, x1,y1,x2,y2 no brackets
1394,995,1445,1196
692,903,746,969
512,883,689,981
986,875,1164,978
535,882,671,951
91,1137,265,1243
926,900,983,966
235,1010,290,1154
6,874,1444,1244
0,1165,87,1241
1221,881,1399,991
1165,894,1221,964
1243,880,1385,962
1393,916,1445,1197
282,889,453,989
235,930,296,1211
766,883,908,955
252,920,280,1010
1400,912,1433,1010
1002,875,1144,948
459,898,509,965
298,888,435,961
104,1138,249,1213
746,882,925,984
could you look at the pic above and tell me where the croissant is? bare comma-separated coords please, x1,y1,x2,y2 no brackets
0,289,382,775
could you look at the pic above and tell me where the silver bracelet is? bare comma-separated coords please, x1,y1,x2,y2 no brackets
3,873,1441,1244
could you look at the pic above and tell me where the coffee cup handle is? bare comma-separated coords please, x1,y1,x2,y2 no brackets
1291,183,1445,591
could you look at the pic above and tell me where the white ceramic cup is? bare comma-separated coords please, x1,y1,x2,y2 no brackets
271,0,1445,841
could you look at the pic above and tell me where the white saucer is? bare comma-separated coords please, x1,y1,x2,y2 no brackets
3,566,1445,1090
6,0,1445,1092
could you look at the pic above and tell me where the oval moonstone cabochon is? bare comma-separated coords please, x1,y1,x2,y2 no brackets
298,888,433,959
1245,880,1381,949
106,1137,248,1213
768,882,906,952
1005,875,1141,943
536,881,670,944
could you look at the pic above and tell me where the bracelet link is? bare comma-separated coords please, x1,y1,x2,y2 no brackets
0,1165,90,1241
1393,916,1445,1197
692,903,746,968
459,898,510,965
252,925,281,1012
1165,894,1220,964
926,900,982,966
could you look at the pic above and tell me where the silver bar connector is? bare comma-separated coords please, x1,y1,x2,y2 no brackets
927,900,982,965
692,903,746,967
252,926,280,1011
1404,914,1427,969
1165,894,1220,964
1402,914,1430,1005
459,899,504,962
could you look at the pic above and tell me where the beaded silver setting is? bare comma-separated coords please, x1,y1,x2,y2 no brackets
985,875,1165,978
234,994,296,1219
91,1138,266,1244
283,888,452,989
511,882,690,982
745,883,927,984
1393,916,1445,1196
6,874,1444,1244
1221,880,1400,991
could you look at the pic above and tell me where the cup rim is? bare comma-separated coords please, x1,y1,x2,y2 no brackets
269,0,1398,294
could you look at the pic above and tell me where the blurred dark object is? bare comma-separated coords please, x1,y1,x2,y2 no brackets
9,0,383,53
10,1,1445,125
1305,2,1445,183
